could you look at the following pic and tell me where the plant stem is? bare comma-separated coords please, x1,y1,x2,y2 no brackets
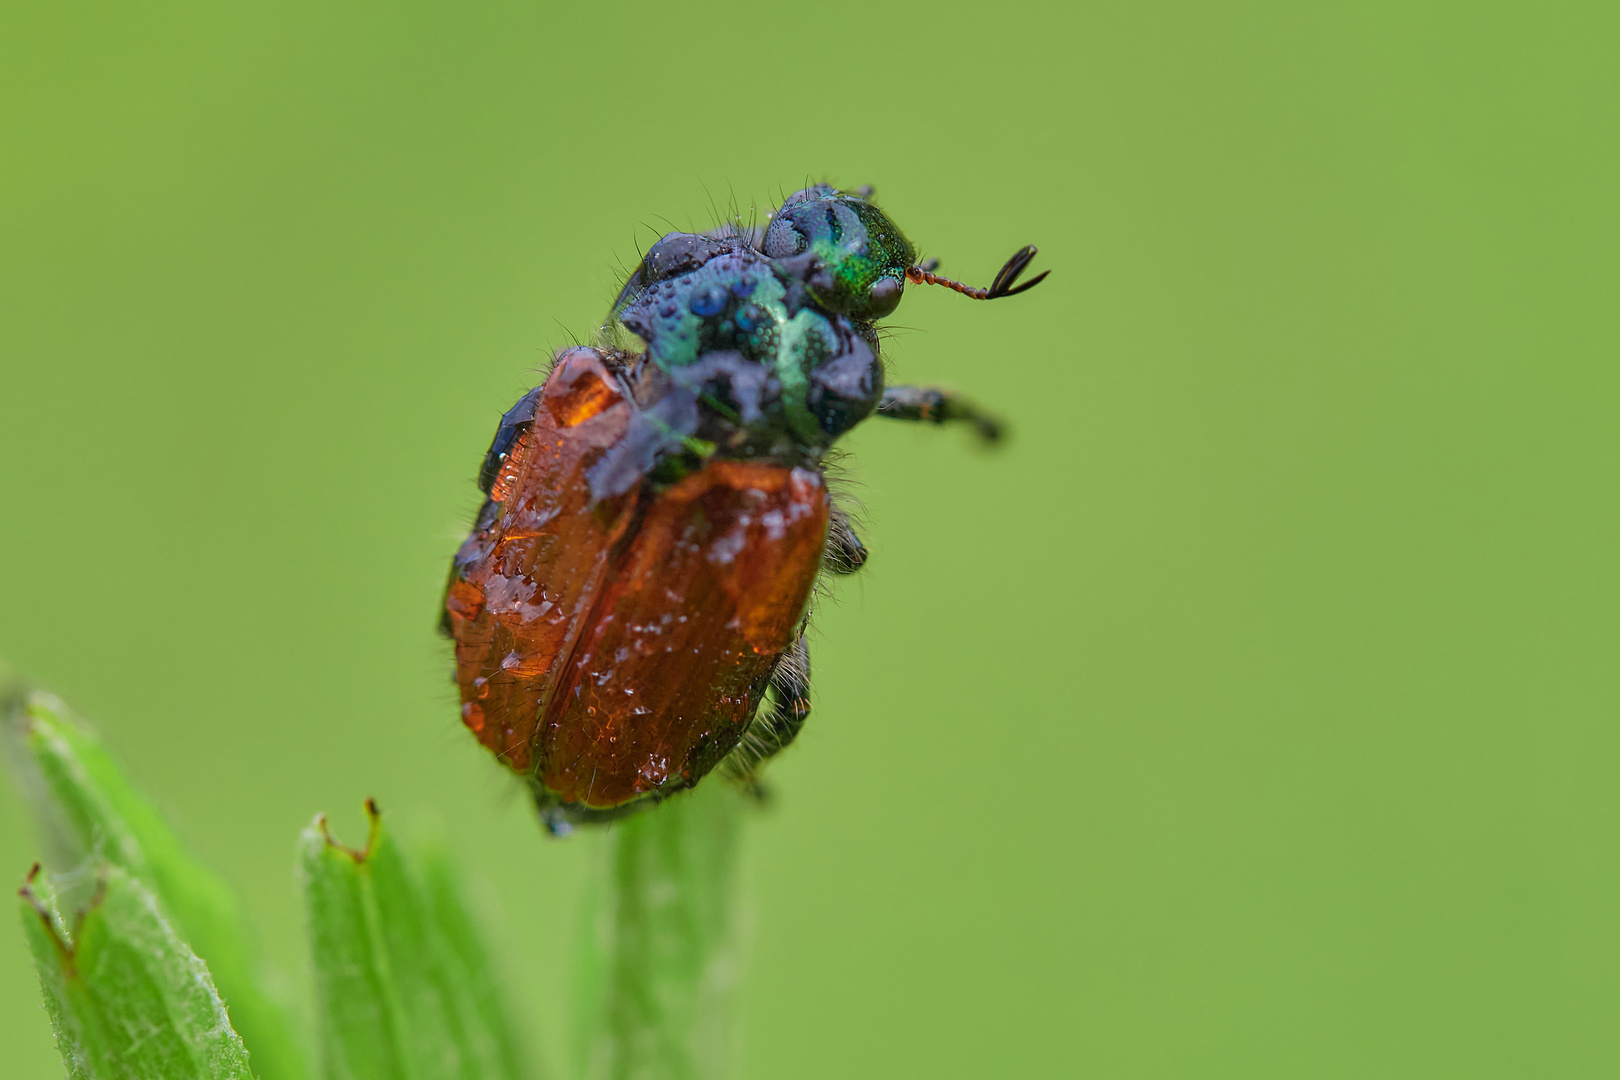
576,782,746,1080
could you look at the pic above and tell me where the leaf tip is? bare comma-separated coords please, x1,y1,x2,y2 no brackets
18,863,49,918
309,802,383,864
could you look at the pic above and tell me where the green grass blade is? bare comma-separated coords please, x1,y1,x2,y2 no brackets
577,782,745,1080
298,806,408,1080
19,861,255,1080
416,842,540,1080
299,800,538,1080
3,684,309,1080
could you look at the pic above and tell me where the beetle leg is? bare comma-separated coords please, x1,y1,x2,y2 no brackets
877,384,1005,443
724,636,812,788
823,509,869,575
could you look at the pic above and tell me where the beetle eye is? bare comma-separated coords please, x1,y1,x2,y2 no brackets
866,275,904,318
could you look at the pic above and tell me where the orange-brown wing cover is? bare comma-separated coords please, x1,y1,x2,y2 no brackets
445,347,831,809
537,462,830,808
443,347,636,771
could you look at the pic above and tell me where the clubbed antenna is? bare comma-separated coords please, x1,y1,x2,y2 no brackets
906,245,1049,300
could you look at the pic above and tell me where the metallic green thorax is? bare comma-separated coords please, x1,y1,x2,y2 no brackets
605,249,838,444
753,278,827,444
603,189,908,457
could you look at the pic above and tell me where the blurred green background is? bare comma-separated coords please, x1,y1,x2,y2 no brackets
2,1,1615,1076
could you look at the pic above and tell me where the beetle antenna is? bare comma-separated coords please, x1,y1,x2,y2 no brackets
907,244,1048,299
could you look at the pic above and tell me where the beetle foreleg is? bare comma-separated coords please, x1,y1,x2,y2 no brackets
823,511,869,575
877,384,1005,443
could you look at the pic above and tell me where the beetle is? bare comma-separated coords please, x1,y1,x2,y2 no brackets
441,184,1047,832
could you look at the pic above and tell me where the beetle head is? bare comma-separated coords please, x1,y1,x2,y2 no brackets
764,185,916,320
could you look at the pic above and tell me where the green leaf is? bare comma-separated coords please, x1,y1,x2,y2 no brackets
19,861,255,1080
415,842,537,1080
3,684,309,1080
298,799,538,1080
576,782,745,1080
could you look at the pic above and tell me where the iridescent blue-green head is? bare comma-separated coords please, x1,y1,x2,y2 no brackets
764,185,917,320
